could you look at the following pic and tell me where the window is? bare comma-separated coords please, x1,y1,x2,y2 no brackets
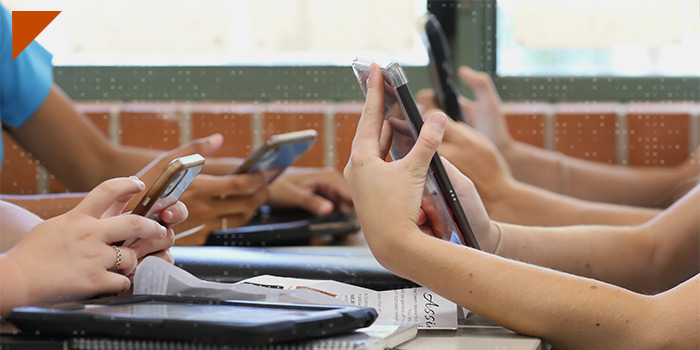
4,0,429,66
496,0,700,76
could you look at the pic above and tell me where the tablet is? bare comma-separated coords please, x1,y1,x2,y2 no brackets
9,295,377,346
420,14,464,122
206,207,359,246
351,59,480,249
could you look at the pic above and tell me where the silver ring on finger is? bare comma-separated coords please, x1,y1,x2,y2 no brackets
111,246,123,269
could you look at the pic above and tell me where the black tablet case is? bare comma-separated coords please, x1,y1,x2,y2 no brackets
8,295,377,346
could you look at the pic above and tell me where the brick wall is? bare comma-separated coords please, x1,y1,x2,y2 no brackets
2,101,698,194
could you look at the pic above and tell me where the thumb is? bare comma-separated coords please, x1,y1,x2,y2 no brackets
167,133,223,159
138,134,223,177
404,112,447,175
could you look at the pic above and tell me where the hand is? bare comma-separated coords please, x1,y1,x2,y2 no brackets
5,177,171,308
268,167,354,215
133,134,268,246
440,157,501,254
415,66,513,151
438,118,515,206
344,63,450,267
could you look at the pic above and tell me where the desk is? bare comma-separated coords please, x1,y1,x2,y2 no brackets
398,315,547,350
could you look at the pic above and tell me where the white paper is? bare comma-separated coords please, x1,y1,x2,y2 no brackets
133,257,458,329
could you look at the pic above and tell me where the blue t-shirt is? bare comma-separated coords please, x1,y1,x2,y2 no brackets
0,4,54,165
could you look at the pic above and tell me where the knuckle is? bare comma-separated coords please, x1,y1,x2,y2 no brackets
128,215,144,234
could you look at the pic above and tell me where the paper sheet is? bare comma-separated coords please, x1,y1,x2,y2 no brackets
134,257,458,329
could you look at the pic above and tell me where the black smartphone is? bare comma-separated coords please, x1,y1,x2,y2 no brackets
351,59,480,249
123,154,205,246
420,14,464,122
231,129,318,183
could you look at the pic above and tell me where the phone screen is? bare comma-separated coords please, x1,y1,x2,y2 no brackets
352,60,480,249
248,139,316,183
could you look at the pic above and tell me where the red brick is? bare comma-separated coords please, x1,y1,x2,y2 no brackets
262,102,327,167
627,103,691,166
554,103,619,164
502,103,547,148
190,103,255,159
1,131,38,194
120,102,181,150
333,103,363,172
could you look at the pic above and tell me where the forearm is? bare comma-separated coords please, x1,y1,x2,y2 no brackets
487,180,660,227
502,141,697,207
1,194,84,220
0,201,43,252
0,254,30,316
387,233,671,350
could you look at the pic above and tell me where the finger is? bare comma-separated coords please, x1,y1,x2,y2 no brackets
160,201,188,226
352,63,385,156
458,96,477,125
147,249,175,265
286,184,335,216
98,272,132,295
101,214,168,243
194,173,266,198
403,112,447,174
74,178,146,218
105,245,138,273
415,89,439,111
130,228,175,258
458,66,501,104
417,208,427,225
211,187,267,218
102,176,146,218
378,120,393,160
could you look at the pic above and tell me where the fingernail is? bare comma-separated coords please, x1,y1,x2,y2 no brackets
129,176,145,189
160,224,167,237
431,113,447,130
317,201,333,216
162,210,173,222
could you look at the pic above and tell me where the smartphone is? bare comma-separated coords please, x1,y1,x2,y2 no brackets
231,129,318,183
351,59,480,249
123,154,205,246
419,14,464,122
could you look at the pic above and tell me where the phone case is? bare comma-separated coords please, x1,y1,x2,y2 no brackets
233,130,318,183
351,59,480,249
420,14,464,122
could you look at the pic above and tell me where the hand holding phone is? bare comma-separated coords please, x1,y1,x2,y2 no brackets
352,59,480,249
231,129,318,183
122,154,205,247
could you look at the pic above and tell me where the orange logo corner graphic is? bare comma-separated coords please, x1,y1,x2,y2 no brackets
11,11,61,60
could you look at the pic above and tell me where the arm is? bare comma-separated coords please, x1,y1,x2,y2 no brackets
501,140,698,208
346,65,698,349
438,118,660,226
417,66,699,208
0,193,84,219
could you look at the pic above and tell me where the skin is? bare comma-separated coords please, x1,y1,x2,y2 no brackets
2,85,354,245
415,66,699,208
0,177,188,316
345,64,699,349
435,114,660,226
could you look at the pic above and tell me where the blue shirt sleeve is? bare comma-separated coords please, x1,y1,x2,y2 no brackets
0,4,54,128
